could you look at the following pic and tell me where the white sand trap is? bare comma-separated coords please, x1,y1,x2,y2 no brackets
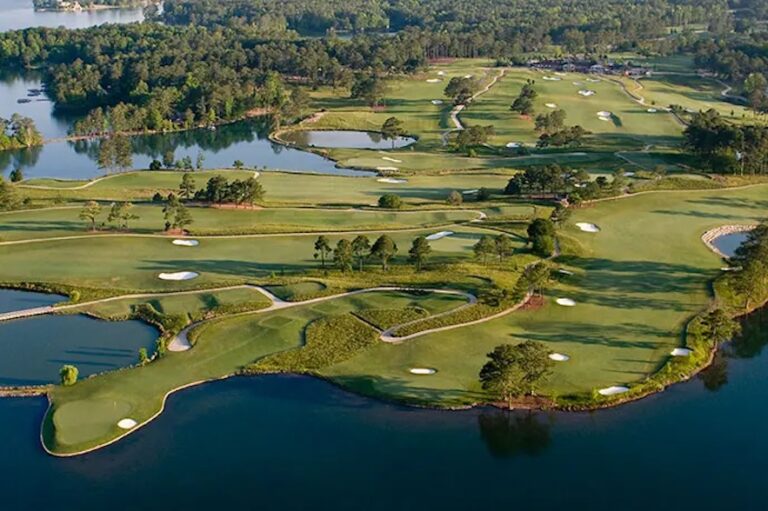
549,353,570,362
624,171,636,177
576,222,600,233
437,71,446,76
172,239,199,247
554,72,566,76
647,108,657,113
158,271,199,281
431,99,444,105
426,78,441,83
377,177,407,184
671,348,692,357
586,78,601,83
382,157,402,163
409,367,437,375
597,111,612,117
462,189,479,195
578,89,596,97
506,142,521,148
464,74,473,78
556,298,576,307
599,386,630,396
426,231,454,241
376,166,399,172
557,269,574,275
543,76,562,81
598,116,611,121
545,103,558,108
117,418,137,429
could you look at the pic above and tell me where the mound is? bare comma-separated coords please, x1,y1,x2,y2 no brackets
381,156,402,163
506,142,521,148
426,78,441,83
172,239,199,247
409,368,437,375
576,222,600,232
377,177,407,184
376,166,399,171
543,76,561,81
158,271,199,281
598,386,629,396
556,298,576,307
117,418,137,429
426,231,454,241
437,71,446,76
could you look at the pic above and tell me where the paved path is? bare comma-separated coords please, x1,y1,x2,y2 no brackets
442,68,506,145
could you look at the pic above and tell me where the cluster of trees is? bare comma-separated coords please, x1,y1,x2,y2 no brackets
193,176,266,205
444,76,480,106
505,165,628,200
527,218,556,257
728,222,768,311
454,125,495,155
78,200,141,230
380,116,407,147
683,110,768,174
537,126,589,148
314,234,432,272
162,193,193,231
510,80,537,116
0,115,43,151
479,340,554,408
473,234,516,264
534,109,566,134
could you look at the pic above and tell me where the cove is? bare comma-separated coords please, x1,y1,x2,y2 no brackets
0,314,158,386
0,288,63,314
280,130,417,149
712,231,749,258
0,309,766,510
0,0,145,32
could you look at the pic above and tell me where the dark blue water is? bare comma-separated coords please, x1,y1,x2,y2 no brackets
713,232,749,258
0,314,158,386
0,288,63,313
0,309,766,510
0,0,145,32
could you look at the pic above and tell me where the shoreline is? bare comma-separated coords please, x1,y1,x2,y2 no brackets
701,224,757,258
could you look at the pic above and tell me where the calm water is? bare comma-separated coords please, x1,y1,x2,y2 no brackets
0,288,63,313
0,120,372,179
0,309,766,509
281,130,417,149
0,314,158,385
0,71,75,139
713,231,749,258
0,0,145,32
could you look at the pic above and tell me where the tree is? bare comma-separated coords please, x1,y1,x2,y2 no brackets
532,235,555,257
179,173,196,199
195,152,205,170
474,235,496,264
444,76,479,105
381,116,406,148
479,341,553,408
174,204,193,231
528,218,556,257
138,347,150,365
550,204,571,227
333,238,354,272
702,308,741,344
108,201,139,230
370,235,398,271
59,365,78,386
378,193,403,209
233,160,245,169
0,178,20,211
495,235,515,262
162,150,175,169
408,236,432,271
314,235,332,269
351,234,370,271
351,74,387,108
447,190,463,205
515,262,551,298
9,168,23,183
149,159,162,171
78,200,102,231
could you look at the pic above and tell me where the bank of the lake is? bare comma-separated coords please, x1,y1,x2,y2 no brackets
0,0,146,32
2,305,767,510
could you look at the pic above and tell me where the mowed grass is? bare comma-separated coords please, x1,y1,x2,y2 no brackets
74,287,272,320
0,225,507,291
462,67,682,152
0,204,481,241
44,290,471,454
22,170,516,206
320,184,768,405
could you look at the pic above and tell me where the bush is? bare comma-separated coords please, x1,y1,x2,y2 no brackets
378,193,403,209
59,365,78,386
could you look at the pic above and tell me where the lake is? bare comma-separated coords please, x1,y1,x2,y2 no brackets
712,231,749,258
0,306,766,510
0,0,145,32
281,130,417,149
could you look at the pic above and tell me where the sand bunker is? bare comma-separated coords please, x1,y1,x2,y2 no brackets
376,166,399,172
462,189,479,195
556,298,576,307
549,353,570,362
576,222,600,233
671,348,692,357
545,103,558,108
543,76,562,81
117,418,137,429
554,72,566,76
431,99,444,105
426,78,441,83
557,269,574,276
506,142,521,148
158,271,199,281
426,231,454,241
382,157,402,163
377,177,407,184
598,386,630,396
464,74,473,79
597,110,612,117
578,89,596,97
172,239,199,247
409,368,437,375
647,108,657,113
586,78,601,83
437,71,446,76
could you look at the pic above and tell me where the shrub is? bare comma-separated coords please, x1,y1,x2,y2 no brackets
378,193,403,209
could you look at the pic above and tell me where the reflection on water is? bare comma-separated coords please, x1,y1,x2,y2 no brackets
477,410,551,458
282,129,417,149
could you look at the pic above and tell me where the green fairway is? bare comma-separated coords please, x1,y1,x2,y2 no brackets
44,289,471,454
461,67,682,152
320,184,768,405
